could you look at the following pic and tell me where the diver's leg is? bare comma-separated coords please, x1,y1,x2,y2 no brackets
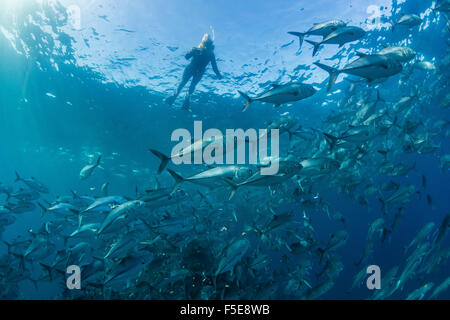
166,66,193,105
183,73,202,110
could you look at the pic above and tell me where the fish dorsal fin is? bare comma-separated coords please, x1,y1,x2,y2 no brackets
71,190,80,199
356,52,367,57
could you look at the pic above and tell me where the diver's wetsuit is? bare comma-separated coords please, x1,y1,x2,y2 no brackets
166,46,222,109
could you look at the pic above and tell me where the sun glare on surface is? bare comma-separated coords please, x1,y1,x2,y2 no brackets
3,0,29,12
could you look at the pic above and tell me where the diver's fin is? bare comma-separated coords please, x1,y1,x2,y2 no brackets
287,31,306,50
238,90,253,112
149,149,170,174
314,62,340,92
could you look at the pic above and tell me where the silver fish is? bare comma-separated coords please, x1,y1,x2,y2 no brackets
315,55,402,92
287,19,347,50
238,83,316,111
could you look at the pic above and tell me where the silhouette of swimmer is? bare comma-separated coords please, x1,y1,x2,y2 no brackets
165,33,222,110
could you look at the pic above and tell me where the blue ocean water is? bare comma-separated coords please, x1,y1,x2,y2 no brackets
0,0,449,299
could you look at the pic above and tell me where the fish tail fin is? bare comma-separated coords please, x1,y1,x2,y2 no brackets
287,31,305,50
37,202,47,218
95,155,102,167
149,149,170,174
39,262,53,281
14,171,21,182
222,178,239,200
382,228,392,243
69,208,80,215
323,132,339,151
138,218,153,231
314,62,340,92
1,240,12,254
377,150,389,160
53,268,67,277
317,247,326,264
306,40,321,57
288,131,293,144
71,190,80,199
11,252,26,270
388,21,396,32
166,169,185,193
411,85,420,99
376,90,385,104
392,115,399,128
30,278,39,291
63,235,70,247
238,90,253,112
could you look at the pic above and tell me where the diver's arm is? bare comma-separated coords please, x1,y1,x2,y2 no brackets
210,53,222,79
185,47,197,60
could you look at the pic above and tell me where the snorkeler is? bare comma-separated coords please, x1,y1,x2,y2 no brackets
165,33,222,110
